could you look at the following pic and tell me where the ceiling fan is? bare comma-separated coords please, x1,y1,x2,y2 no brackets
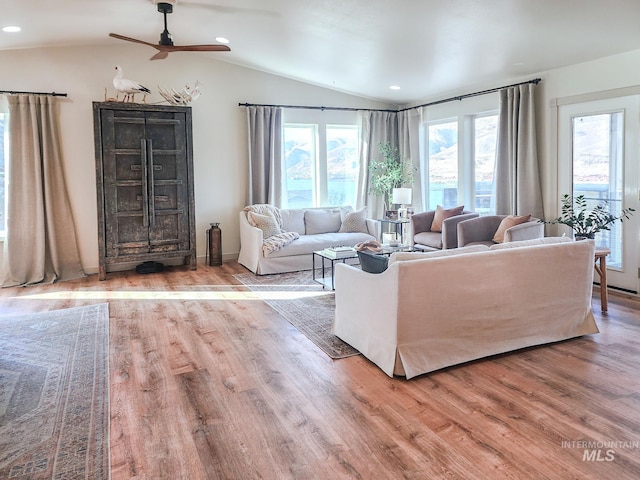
109,1,231,61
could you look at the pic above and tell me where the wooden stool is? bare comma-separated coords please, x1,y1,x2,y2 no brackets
594,247,610,312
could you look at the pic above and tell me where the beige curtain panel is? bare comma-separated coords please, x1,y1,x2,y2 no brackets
494,83,544,219
1,95,84,287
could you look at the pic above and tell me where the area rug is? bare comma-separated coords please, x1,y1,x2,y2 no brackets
233,271,360,359
0,303,110,479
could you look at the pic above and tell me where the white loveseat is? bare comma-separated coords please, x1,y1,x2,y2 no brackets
333,237,599,379
238,205,378,275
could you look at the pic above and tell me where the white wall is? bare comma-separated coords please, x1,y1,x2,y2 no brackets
536,49,640,221
0,44,390,273
4,44,640,274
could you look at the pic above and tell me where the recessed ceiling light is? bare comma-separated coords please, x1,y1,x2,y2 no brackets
389,85,401,90
2,26,21,33
215,37,229,44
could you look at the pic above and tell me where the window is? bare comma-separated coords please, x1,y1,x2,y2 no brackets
283,122,359,208
426,120,458,210
473,114,498,214
572,112,624,267
424,112,498,212
0,113,6,235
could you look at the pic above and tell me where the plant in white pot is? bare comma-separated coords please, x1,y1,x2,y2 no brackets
368,141,414,214
544,194,635,239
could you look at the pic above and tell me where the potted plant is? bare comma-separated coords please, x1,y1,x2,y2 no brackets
368,141,414,215
544,193,635,239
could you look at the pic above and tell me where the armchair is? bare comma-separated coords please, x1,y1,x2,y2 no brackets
411,209,479,250
457,215,544,247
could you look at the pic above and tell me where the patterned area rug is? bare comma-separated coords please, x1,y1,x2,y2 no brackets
0,303,110,479
233,270,360,359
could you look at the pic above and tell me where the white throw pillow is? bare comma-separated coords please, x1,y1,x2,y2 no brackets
304,209,341,234
339,206,369,234
248,211,281,238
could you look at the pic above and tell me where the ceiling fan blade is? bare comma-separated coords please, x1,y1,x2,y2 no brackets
109,33,159,49
150,50,170,61
165,44,231,52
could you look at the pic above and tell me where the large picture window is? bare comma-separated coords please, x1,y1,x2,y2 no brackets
283,122,358,208
423,112,497,213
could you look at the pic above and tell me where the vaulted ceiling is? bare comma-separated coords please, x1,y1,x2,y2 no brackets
3,0,640,104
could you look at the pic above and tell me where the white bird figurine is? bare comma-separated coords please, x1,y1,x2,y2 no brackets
184,81,201,102
113,65,151,103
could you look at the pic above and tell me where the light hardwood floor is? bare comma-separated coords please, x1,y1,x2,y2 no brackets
1,262,639,480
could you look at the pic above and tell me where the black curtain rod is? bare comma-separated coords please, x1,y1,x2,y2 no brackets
237,102,396,113
238,78,541,113
398,78,541,112
0,89,67,97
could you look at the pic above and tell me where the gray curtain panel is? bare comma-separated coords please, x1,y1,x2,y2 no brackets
357,110,399,219
398,108,423,213
1,95,84,287
246,106,283,206
494,83,544,219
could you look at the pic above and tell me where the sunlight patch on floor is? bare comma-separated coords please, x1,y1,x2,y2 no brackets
12,289,332,301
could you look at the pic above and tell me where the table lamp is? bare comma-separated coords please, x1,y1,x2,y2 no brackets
393,188,412,219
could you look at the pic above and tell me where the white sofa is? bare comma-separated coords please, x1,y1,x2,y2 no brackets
333,238,599,379
238,205,378,275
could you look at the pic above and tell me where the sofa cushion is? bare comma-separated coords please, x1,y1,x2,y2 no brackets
339,206,369,234
357,251,389,274
264,231,374,258
492,214,532,243
281,208,306,234
389,244,489,265
430,205,464,232
305,209,341,234
248,211,281,238
489,236,572,250
413,231,443,249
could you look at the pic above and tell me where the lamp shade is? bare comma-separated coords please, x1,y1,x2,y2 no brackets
392,187,412,205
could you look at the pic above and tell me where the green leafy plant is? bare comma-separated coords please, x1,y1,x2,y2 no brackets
544,194,635,239
368,141,414,211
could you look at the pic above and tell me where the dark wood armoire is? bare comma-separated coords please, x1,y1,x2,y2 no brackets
93,102,196,280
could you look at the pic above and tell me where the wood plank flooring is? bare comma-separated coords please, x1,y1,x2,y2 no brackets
1,262,639,479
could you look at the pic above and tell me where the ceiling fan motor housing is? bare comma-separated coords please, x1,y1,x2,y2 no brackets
157,2,174,46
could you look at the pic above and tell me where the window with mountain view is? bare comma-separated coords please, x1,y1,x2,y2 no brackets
572,112,624,268
427,120,458,210
283,123,358,208
473,114,498,214
425,114,498,212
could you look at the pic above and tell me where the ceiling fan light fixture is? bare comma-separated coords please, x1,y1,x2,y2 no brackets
2,25,21,33
215,37,229,44
389,85,401,90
